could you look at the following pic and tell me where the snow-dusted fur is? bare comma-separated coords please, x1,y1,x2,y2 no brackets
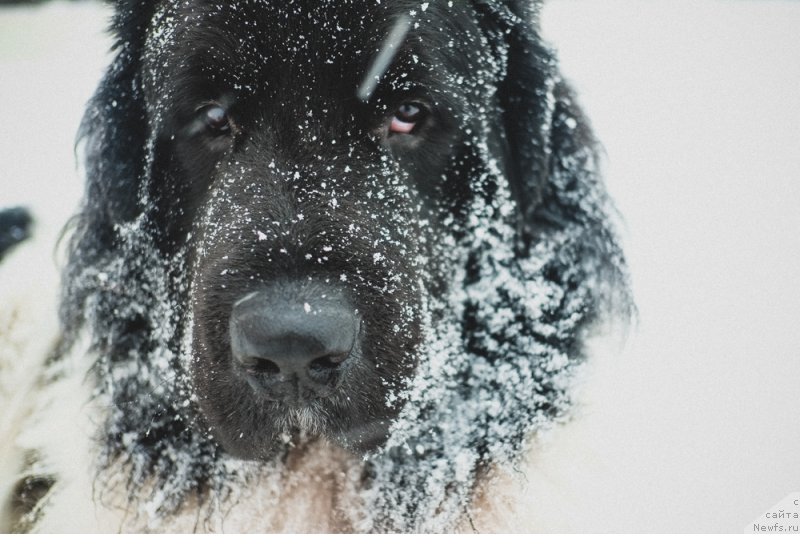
4,1,629,532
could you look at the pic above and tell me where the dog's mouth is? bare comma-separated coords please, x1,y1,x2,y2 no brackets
192,275,417,457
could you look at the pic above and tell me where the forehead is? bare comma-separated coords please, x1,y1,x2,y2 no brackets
145,0,489,96
167,1,387,63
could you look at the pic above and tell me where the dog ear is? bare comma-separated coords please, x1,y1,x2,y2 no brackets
474,1,567,247
63,1,160,340
476,2,632,315
110,0,159,49
76,1,160,250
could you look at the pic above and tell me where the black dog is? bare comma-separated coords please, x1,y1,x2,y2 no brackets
18,0,629,531
0,207,32,262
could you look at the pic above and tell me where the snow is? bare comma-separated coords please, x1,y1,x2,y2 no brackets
539,1,800,532
357,14,412,101
1,1,799,533
0,2,110,519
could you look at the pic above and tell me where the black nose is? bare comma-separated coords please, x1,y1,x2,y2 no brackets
229,285,359,401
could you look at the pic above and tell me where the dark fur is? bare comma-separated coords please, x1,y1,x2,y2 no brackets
43,0,629,530
0,207,32,262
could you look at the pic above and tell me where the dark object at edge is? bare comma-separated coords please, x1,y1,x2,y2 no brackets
0,207,33,262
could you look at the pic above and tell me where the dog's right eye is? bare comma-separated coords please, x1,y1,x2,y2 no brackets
198,104,231,134
390,102,428,135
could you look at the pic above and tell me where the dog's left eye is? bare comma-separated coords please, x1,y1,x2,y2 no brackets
390,102,427,135
198,104,231,134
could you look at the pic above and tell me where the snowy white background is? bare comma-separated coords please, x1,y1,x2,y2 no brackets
0,1,798,532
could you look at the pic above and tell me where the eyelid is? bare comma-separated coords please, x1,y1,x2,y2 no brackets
390,116,416,134
196,92,237,111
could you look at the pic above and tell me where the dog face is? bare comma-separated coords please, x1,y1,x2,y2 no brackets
59,0,628,523
135,1,510,459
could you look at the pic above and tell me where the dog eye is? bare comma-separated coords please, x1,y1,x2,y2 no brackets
390,102,427,135
198,104,231,134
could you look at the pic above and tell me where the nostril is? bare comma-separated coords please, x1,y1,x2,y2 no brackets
308,353,349,389
246,358,281,376
309,353,348,373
